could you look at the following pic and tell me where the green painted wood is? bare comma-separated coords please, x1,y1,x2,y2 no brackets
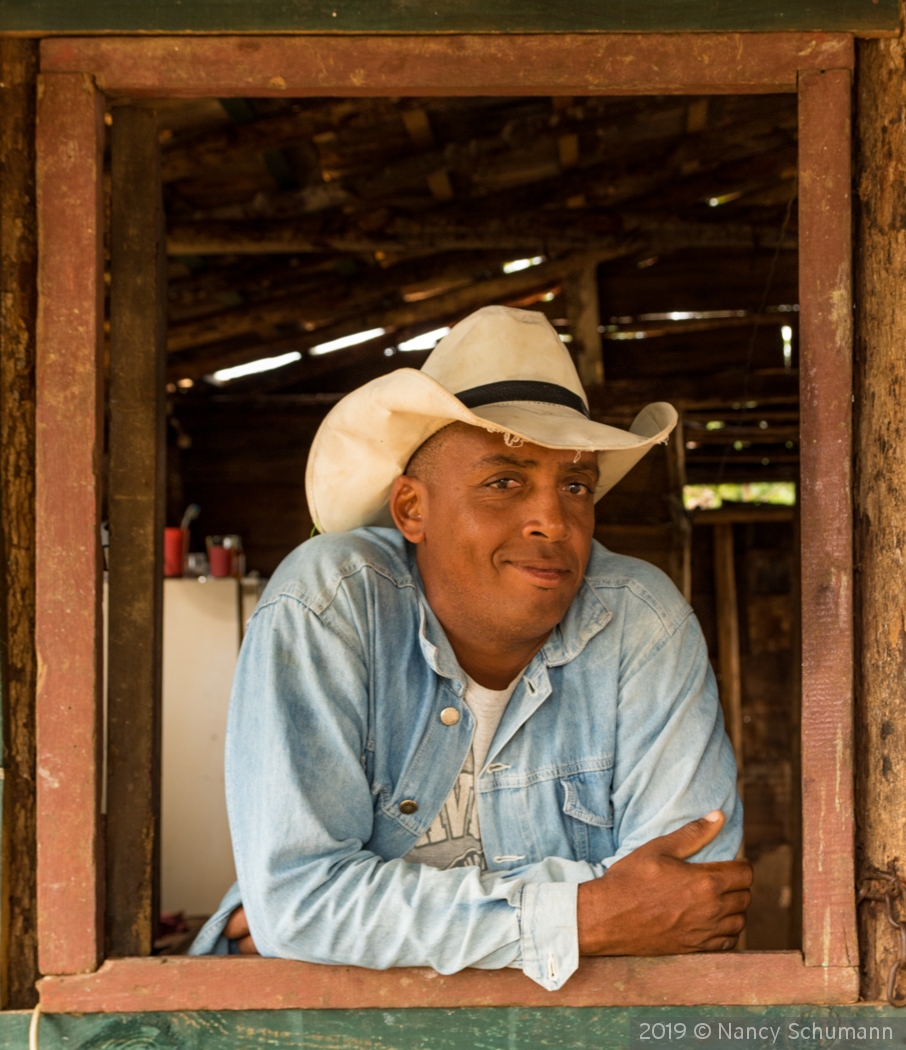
0,0,898,35
2,1006,906,1050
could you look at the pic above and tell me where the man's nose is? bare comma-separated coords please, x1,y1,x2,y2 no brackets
522,487,570,541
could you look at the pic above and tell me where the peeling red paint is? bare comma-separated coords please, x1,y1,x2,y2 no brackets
37,954,859,1013
40,33,853,98
35,71,106,977
798,68,857,970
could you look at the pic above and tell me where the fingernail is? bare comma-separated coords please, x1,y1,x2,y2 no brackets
704,810,722,822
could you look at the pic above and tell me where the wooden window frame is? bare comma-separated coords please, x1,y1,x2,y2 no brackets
33,32,857,1011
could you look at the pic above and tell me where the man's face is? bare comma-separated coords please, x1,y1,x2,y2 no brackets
390,424,599,650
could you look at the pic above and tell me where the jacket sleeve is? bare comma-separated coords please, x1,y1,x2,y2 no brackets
219,593,597,990
604,605,742,866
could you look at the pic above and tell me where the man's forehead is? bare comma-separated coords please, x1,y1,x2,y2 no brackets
473,449,597,470
446,427,599,471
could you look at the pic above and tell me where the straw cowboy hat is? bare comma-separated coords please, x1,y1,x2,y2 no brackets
306,305,677,534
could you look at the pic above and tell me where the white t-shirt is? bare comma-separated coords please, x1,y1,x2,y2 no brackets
403,674,521,871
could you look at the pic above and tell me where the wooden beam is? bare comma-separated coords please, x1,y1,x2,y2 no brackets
797,67,856,972
161,99,400,183
713,523,744,772
694,507,794,525
165,215,795,256
684,425,799,445
666,419,691,602
686,466,799,485
854,29,906,1002
604,314,795,341
36,953,858,1013
168,250,615,374
0,37,39,1010
9,1,900,34
564,265,603,387
175,101,795,232
41,34,854,97
172,318,442,386
106,106,167,959
591,369,800,415
166,250,532,354
34,71,106,975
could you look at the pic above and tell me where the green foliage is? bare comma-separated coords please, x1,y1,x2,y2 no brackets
683,482,796,511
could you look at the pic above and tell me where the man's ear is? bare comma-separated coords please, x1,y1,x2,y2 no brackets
389,474,428,543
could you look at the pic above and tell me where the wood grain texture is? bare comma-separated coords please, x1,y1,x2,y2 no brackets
797,69,857,971
40,34,854,98
5,0,898,35
10,1005,906,1050
37,954,858,1013
714,523,744,773
0,38,39,1010
166,215,796,258
106,107,167,959
564,266,604,388
853,24,906,1002
34,72,105,976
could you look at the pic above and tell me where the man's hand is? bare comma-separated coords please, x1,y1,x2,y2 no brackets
577,810,752,956
224,906,260,955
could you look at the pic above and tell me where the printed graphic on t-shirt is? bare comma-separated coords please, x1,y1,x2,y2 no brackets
403,753,486,871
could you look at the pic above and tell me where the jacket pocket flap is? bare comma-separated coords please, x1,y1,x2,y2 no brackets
561,776,613,828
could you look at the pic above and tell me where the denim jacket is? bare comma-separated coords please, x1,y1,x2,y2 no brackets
191,528,741,990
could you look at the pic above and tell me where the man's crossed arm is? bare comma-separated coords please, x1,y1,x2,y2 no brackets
224,809,751,957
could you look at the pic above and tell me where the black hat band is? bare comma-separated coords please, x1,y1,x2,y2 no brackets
455,380,590,420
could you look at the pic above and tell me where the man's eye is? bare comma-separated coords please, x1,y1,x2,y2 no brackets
488,477,519,489
565,482,592,495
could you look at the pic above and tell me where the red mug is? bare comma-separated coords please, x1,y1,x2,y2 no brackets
164,527,188,577
208,544,232,578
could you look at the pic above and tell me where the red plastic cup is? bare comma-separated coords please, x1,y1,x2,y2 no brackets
208,544,232,578
164,528,187,577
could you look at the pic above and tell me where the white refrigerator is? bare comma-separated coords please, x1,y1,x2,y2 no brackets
159,576,262,917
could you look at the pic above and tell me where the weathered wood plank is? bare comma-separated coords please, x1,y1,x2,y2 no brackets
0,37,39,1010
9,1005,906,1050
797,68,857,971
592,370,801,415
37,953,858,1012
853,29,906,1003
40,34,854,99
167,249,613,356
695,507,794,525
8,1,898,35
171,249,616,386
165,215,797,257
713,523,744,774
34,71,106,976
106,106,167,959
564,265,603,388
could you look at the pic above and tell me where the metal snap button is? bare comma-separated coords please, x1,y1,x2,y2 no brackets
440,706,460,726
399,799,418,815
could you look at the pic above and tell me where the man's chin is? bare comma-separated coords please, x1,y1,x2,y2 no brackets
495,584,577,633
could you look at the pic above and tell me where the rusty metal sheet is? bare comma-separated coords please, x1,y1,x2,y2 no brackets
41,33,853,98
37,954,859,1013
34,71,105,976
797,68,857,970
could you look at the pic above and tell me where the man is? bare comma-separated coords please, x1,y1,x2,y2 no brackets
191,305,750,990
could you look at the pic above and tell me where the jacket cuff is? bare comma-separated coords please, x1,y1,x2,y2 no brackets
517,881,579,991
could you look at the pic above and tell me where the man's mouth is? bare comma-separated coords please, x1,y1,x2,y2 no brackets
507,562,571,588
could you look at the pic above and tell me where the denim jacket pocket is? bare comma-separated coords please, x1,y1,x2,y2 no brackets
560,769,614,862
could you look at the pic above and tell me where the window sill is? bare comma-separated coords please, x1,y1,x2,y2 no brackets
38,953,859,1013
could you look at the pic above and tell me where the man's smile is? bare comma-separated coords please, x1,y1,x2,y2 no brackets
505,560,573,588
